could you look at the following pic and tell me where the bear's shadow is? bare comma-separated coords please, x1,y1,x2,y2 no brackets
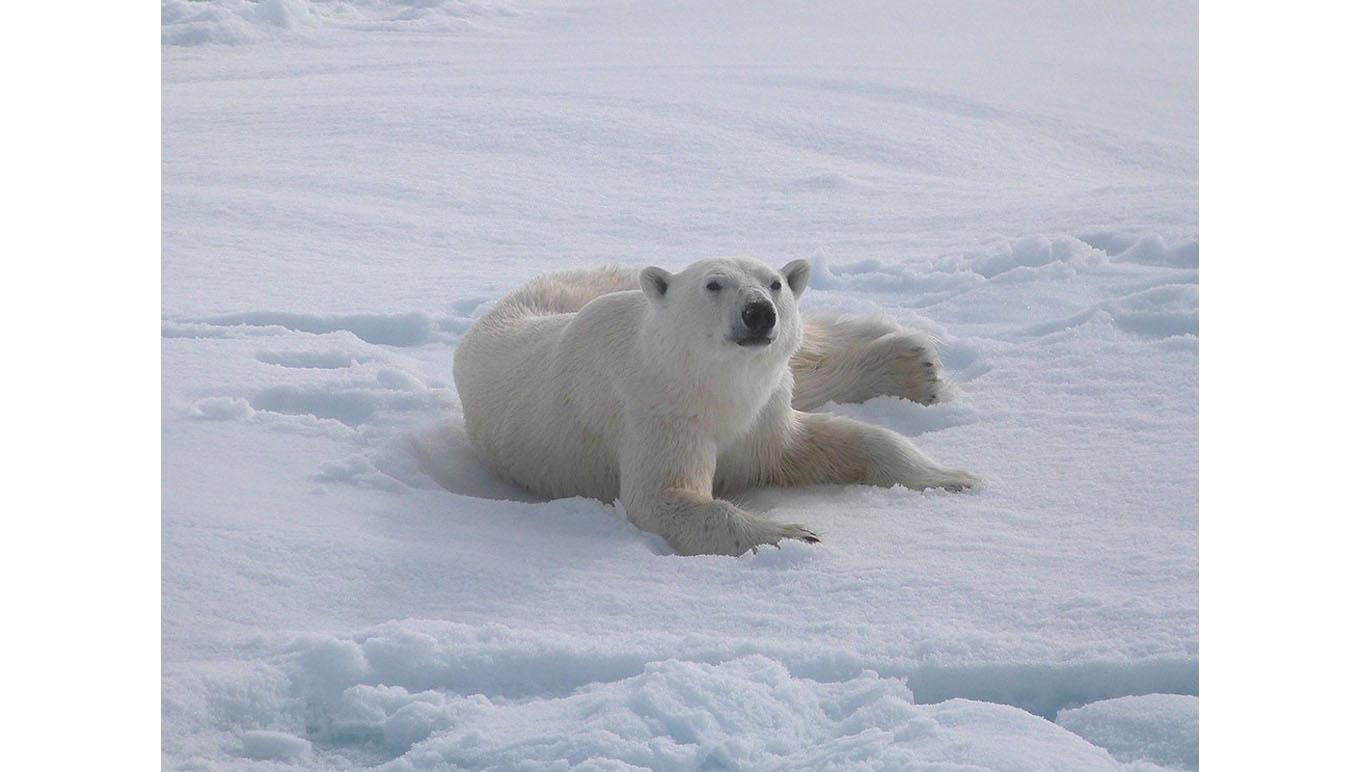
408,419,814,514
406,417,546,503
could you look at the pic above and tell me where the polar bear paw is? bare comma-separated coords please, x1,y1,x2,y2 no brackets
726,519,821,557
933,469,980,491
905,468,979,492
665,501,822,557
868,332,945,406
756,522,822,550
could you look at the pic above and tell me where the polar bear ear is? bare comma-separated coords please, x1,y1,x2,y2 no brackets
640,266,672,303
780,259,810,299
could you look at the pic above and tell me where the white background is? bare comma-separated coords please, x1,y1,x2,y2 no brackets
3,1,1369,767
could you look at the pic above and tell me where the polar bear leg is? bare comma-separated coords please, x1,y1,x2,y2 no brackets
620,416,819,556
790,316,944,410
769,412,977,491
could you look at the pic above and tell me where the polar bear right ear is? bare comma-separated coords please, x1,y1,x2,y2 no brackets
780,259,810,299
640,266,672,303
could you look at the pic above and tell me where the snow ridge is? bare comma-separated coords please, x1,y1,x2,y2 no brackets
1057,694,1199,771
162,0,533,46
173,642,1156,770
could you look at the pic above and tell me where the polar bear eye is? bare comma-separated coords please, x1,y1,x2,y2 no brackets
706,281,722,292
770,280,782,291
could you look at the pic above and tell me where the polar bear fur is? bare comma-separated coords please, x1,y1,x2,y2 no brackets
454,257,977,556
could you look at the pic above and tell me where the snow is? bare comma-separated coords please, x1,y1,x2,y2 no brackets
1056,694,1199,771
163,1,1197,768
161,0,535,46
240,730,314,762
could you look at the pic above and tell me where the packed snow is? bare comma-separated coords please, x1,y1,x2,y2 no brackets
1057,694,1199,771
163,1,1198,768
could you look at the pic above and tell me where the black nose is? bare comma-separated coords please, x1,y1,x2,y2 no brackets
741,301,776,333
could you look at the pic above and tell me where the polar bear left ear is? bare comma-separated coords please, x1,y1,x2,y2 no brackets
640,266,672,304
780,259,810,299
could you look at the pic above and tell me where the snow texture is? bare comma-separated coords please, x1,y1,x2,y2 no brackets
162,0,535,46
1057,694,1199,771
163,1,1197,768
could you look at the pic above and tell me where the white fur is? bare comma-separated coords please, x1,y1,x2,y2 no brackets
454,257,977,556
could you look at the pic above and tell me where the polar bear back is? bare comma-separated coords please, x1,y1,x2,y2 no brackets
455,267,645,501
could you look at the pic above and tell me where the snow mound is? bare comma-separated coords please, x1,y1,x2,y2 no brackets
1015,284,1199,341
183,362,451,441
1116,236,1199,269
166,617,1197,767
256,349,360,369
202,642,1125,770
372,658,1122,770
162,0,531,46
963,235,1106,280
809,255,984,303
241,729,314,761
1056,694,1199,771
166,311,433,346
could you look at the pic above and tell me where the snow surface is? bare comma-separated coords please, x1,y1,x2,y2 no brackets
1057,694,1199,771
163,1,1197,768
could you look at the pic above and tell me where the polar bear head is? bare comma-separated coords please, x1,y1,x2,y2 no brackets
639,257,810,363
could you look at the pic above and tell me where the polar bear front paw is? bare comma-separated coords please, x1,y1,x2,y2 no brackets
661,499,821,556
729,519,821,556
756,522,821,549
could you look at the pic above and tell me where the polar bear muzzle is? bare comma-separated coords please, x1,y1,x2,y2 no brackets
736,301,776,346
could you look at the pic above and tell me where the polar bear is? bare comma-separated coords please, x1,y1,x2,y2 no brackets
454,257,977,556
